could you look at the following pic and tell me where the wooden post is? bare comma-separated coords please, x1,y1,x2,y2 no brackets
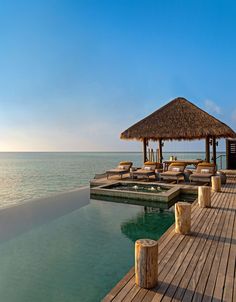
156,149,159,162
211,176,221,192
175,202,191,234
158,139,163,163
226,139,229,169
212,137,217,165
151,149,155,162
143,138,147,163
198,186,211,208
205,136,210,162
135,239,158,289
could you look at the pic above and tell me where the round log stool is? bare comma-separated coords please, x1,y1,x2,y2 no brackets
135,239,158,289
198,186,211,208
175,202,191,234
211,175,221,192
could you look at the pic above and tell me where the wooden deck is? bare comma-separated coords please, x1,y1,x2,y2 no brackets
102,179,236,302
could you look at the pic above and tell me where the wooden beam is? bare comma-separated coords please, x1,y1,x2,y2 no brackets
159,139,163,163
226,139,229,169
143,138,147,163
205,136,210,162
212,137,217,165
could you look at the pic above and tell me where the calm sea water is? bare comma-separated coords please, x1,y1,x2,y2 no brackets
0,152,226,208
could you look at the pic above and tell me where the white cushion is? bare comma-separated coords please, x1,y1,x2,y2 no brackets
143,166,152,171
172,167,180,172
118,165,126,170
201,168,210,173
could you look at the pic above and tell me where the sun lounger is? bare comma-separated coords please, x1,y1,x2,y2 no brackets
132,162,161,180
189,162,216,184
106,161,133,179
160,162,186,183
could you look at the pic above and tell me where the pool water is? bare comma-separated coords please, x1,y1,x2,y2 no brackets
0,197,174,302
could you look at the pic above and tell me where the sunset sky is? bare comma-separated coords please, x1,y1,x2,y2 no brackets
0,0,236,152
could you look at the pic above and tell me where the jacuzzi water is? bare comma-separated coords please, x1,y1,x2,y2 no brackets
104,182,170,193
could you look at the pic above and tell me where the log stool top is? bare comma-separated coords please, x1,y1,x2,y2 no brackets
175,201,191,208
136,239,157,247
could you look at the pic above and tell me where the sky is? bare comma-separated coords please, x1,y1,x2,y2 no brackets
0,0,236,152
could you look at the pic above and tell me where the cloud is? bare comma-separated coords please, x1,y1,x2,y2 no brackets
204,99,221,115
231,109,236,122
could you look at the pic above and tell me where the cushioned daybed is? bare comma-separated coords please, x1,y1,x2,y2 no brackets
189,162,216,184
132,162,161,180
106,161,133,179
160,162,186,183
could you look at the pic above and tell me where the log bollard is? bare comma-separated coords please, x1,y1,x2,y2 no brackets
175,202,191,234
211,176,221,192
135,239,158,289
198,186,211,208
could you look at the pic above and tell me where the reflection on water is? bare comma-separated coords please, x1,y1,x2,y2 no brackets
121,207,174,242
90,193,172,209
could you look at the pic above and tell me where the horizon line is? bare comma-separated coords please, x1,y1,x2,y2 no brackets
0,150,226,153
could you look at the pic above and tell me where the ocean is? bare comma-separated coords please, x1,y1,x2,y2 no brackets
0,152,226,209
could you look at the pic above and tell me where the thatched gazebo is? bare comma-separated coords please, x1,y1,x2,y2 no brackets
120,97,236,164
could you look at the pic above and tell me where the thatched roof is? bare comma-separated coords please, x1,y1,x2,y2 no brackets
121,97,236,141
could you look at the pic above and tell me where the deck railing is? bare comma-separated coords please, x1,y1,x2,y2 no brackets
216,154,226,170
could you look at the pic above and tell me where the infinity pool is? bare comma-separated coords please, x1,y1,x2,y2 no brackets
0,189,174,302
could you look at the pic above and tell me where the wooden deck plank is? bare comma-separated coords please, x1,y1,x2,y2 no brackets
201,192,235,302
152,191,227,302
111,277,136,302
233,265,236,302
158,192,225,302
192,193,234,302
166,183,235,302
121,284,140,302
102,268,134,302
222,211,236,302
132,289,149,302
212,193,236,301
102,180,236,302
181,185,233,302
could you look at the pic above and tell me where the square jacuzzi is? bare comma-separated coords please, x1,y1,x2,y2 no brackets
90,181,180,203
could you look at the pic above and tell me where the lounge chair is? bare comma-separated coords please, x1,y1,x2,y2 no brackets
160,162,186,183
106,161,133,179
189,162,216,184
132,162,161,180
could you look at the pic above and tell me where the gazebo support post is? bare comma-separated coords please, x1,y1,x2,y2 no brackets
158,139,163,163
212,137,217,165
143,138,147,163
205,136,210,162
